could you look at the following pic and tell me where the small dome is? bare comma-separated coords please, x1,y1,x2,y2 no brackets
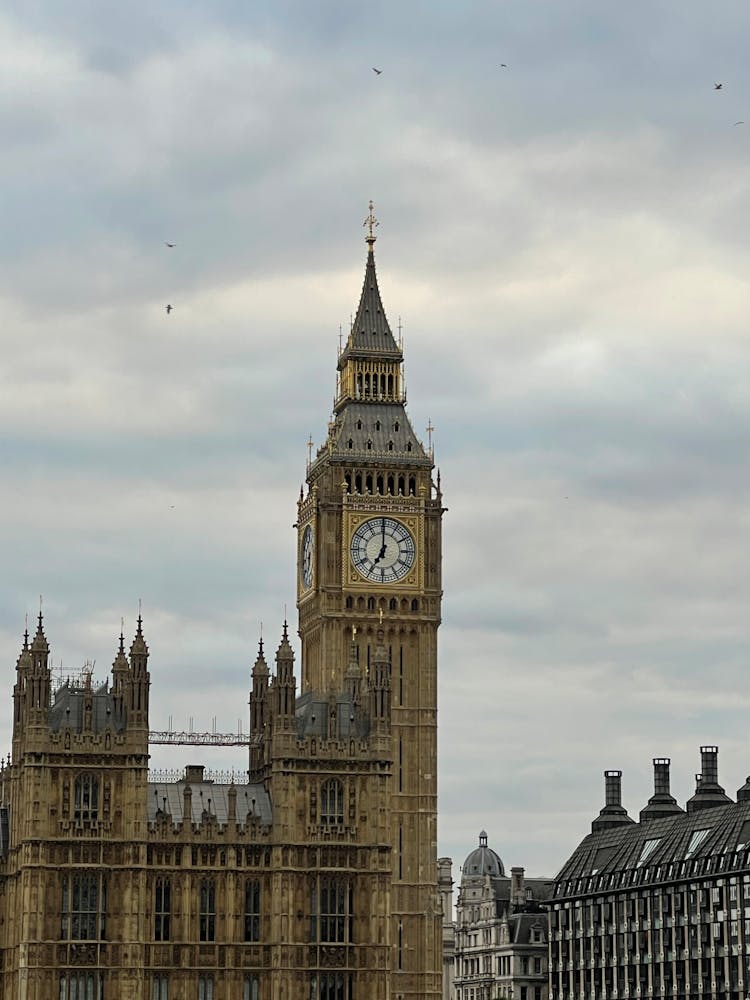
462,830,505,880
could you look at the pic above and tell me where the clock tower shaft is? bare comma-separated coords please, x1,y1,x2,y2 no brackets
297,213,444,1000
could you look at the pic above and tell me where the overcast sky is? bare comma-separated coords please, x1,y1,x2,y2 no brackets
2,0,750,879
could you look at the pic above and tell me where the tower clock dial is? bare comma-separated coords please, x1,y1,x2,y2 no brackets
350,516,415,584
301,524,314,589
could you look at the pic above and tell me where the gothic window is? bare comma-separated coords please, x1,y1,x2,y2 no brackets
387,474,394,493
59,972,103,1000
365,473,373,493
199,878,216,942
354,473,362,493
244,878,261,942
154,877,171,941
152,976,168,1000
394,421,400,432
310,973,352,1000
198,977,214,1000
320,779,344,826
411,599,419,612
243,978,259,1000
357,419,362,430
408,476,416,495
61,873,106,940
345,597,353,609
376,474,384,494
398,476,405,495
367,598,375,611
389,598,397,611
406,442,412,452
388,441,394,452
74,774,99,821
375,420,381,431
366,440,372,451
347,439,353,449
310,876,353,943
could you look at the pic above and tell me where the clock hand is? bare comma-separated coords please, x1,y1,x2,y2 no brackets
372,518,388,566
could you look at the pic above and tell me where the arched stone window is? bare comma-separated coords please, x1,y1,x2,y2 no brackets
74,774,99,821
320,778,344,825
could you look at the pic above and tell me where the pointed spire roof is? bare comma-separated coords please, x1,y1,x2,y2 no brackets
129,613,149,658
338,202,402,367
16,623,31,671
252,637,269,677
30,611,49,653
275,621,294,665
112,625,129,673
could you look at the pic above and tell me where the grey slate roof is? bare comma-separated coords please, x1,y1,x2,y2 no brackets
147,781,272,826
295,690,369,740
462,830,505,879
554,798,750,899
338,249,402,363
506,911,549,945
328,402,430,465
48,681,125,734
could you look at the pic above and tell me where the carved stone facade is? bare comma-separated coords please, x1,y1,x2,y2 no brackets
0,225,444,1000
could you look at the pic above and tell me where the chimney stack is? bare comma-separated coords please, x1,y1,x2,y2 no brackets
686,746,732,813
639,758,684,823
592,770,635,833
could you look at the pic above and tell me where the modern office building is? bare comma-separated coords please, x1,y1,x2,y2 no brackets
549,748,750,1000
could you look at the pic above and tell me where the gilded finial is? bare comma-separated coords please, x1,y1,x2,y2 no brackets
363,200,379,248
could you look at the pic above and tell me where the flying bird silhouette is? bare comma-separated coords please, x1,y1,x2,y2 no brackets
500,63,508,68
372,67,382,75
165,242,176,247
714,83,723,90
734,121,744,126
166,304,172,315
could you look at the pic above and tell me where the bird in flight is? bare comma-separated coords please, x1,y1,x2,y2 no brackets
165,242,176,247
500,63,508,68
714,82,723,90
734,121,744,126
166,304,173,315
372,67,382,75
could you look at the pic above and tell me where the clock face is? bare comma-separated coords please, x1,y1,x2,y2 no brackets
301,524,314,589
350,517,415,583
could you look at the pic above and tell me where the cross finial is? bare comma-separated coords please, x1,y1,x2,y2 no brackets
363,200,379,247
426,419,434,452
307,436,314,464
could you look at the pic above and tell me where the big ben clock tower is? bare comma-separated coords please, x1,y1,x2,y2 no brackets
297,204,444,1000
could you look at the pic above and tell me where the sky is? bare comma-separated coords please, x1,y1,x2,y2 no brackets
2,0,750,880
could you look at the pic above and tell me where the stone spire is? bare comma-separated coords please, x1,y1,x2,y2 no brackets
112,626,129,720
273,622,296,727
128,613,150,726
25,612,51,721
250,638,269,736
370,624,391,731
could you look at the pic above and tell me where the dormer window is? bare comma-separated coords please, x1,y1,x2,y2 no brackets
375,420,381,431
367,440,372,450
406,442,412,452
357,420,362,430
347,439,353,449
394,421,400,432
388,441,394,452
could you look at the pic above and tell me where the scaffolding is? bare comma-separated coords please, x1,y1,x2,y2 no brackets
148,731,250,747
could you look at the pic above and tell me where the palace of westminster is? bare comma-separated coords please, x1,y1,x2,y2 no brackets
1,211,749,1000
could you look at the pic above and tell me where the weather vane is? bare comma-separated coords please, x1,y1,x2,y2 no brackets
363,200,379,243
